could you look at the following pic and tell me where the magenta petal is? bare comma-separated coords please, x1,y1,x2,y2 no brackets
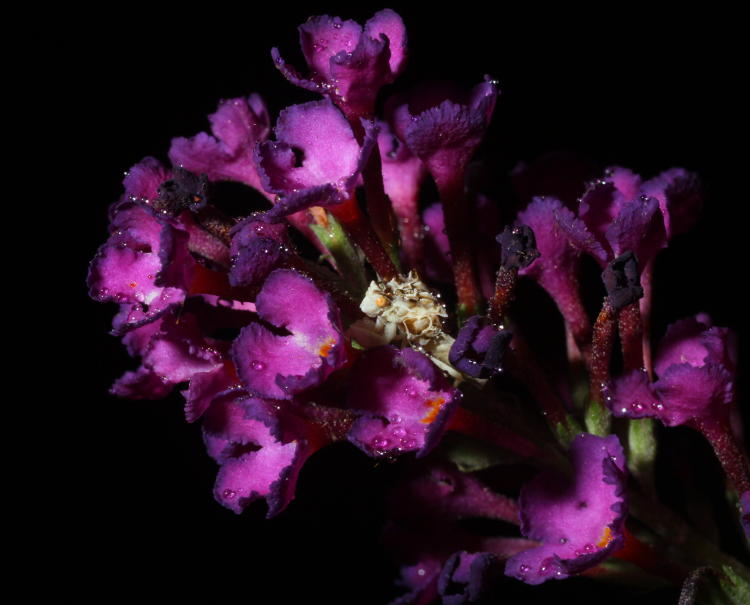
276,11,406,116
204,396,309,516
183,363,241,423
608,370,663,420
88,168,195,334
365,9,407,76
122,156,171,201
604,195,667,266
605,166,642,199
641,168,702,238
422,203,452,284
168,95,269,189
578,180,622,245
612,315,737,427
143,313,224,384
379,121,426,209
228,216,292,288
328,34,391,115
654,363,733,426
506,434,627,585
299,15,363,77
110,366,172,400
654,314,736,376
231,270,345,399
518,197,580,280
347,346,461,458
403,79,498,180
259,101,360,192
554,200,608,265
255,101,376,219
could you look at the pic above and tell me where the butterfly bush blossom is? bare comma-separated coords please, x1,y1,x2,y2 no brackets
89,8,750,603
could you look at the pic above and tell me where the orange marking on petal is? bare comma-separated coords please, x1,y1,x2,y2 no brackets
129,281,137,288
318,337,337,358
420,397,446,424
597,526,614,548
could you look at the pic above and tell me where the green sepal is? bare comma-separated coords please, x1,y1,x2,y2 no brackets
310,212,368,299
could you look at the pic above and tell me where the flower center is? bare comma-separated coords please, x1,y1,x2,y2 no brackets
360,271,447,348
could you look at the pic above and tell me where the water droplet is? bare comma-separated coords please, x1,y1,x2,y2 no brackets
389,414,402,424
373,436,390,449
539,559,554,574
222,489,236,499
559,537,567,544
393,427,406,438
583,543,594,552
631,402,645,412
417,568,425,577
250,360,266,371
519,564,530,573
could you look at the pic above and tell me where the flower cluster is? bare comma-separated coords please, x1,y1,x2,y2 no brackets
89,8,749,603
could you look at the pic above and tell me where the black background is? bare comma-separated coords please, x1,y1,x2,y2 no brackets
58,3,745,603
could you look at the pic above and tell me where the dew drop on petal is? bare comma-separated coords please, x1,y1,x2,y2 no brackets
250,360,266,371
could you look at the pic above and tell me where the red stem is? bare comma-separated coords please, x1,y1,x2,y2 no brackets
693,415,750,495
590,300,617,404
488,267,517,326
618,302,644,372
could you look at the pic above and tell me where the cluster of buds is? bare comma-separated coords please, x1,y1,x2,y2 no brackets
89,8,748,604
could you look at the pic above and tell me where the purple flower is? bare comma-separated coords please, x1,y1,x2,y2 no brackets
111,309,225,400
87,158,196,334
556,165,701,271
378,121,427,269
231,269,346,400
272,9,407,118
389,78,498,190
609,314,736,426
422,202,453,284
449,315,511,379
203,393,316,516
557,179,666,269
254,99,378,220
346,346,461,457
505,434,627,585
228,215,293,289
169,94,270,191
